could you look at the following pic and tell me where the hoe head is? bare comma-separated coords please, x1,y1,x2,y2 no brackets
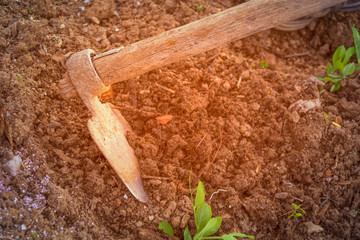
60,49,148,202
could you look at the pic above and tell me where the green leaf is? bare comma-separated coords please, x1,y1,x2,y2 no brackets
330,83,342,92
327,62,334,74
291,203,298,209
195,181,205,207
318,77,334,83
195,217,222,239
352,26,360,64
184,227,192,240
294,213,303,218
221,233,255,240
196,203,212,232
159,221,174,237
333,45,345,71
342,62,356,76
327,73,342,79
343,47,355,69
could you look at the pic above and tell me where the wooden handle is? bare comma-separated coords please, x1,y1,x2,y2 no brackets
93,0,346,85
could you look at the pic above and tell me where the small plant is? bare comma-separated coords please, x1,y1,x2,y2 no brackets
16,74,25,82
318,26,360,92
259,60,269,69
159,174,254,240
287,203,305,219
195,4,205,13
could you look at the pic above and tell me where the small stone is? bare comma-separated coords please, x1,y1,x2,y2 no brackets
90,16,100,24
303,221,324,234
180,213,190,228
275,192,289,199
348,210,358,218
171,215,181,228
2,153,22,176
148,215,154,221
250,102,260,111
21,224,26,231
148,179,161,185
290,111,300,123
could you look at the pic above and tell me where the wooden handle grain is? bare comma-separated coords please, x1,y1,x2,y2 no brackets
92,0,346,85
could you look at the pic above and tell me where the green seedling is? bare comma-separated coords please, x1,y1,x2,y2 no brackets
259,60,269,69
287,203,305,219
195,4,204,13
318,25,360,92
28,9,32,14
159,173,254,240
16,74,25,82
352,26,360,70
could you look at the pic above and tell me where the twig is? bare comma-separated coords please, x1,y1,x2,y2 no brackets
209,189,228,200
332,155,338,170
284,51,312,58
142,175,171,181
236,76,242,89
155,83,176,94
196,135,206,148
316,202,330,224
112,104,158,118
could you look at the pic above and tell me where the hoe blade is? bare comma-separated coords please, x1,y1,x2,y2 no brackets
87,97,148,202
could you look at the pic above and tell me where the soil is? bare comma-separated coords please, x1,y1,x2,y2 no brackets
1,0,360,239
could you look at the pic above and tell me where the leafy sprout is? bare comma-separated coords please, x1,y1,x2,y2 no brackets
159,173,254,240
259,60,269,69
318,25,360,92
16,74,25,82
195,4,205,13
288,203,305,219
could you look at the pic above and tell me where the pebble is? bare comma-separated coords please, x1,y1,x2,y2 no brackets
90,16,100,24
2,152,22,176
275,192,289,199
348,210,357,218
290,111,300,123
303,221,324,234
